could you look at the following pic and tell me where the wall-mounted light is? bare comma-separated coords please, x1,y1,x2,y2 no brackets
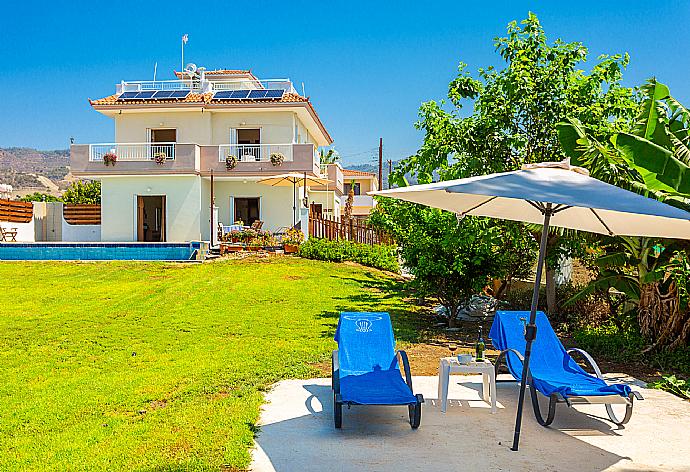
146,187,152,192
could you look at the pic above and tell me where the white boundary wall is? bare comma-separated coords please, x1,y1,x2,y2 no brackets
61,221,101,242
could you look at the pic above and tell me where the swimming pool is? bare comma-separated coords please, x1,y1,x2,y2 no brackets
0,242,201,261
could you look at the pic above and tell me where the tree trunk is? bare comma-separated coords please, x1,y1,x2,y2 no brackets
638,281,689,350
545,267,557,316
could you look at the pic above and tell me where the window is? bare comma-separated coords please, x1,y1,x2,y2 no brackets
344,182,361,196
149,128,176,143
236,128,260,144
233,197,260,226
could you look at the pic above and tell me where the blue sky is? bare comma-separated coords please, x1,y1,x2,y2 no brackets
1,1,688,165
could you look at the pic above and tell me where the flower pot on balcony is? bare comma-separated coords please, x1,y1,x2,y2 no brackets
226,154,237,170
103,152,117,166
270,152,285,166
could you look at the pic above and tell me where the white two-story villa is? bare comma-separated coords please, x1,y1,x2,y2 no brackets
70,67,352,243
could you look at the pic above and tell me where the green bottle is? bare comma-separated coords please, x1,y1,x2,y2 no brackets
475,326,485,362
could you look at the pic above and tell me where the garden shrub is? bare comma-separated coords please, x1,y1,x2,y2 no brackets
502,283,610,331
574,325,690,377
298,238,399,273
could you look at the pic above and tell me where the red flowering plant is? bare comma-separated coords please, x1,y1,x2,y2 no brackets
103,152,117,166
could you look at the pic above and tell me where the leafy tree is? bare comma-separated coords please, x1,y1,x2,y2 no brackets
19,192,60,202
62,180,101,204
319,148,340,165
388,12,638,314
370,197,536,328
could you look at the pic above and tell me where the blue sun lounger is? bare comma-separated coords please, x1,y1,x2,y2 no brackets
489,311,643,426
332,312,424,429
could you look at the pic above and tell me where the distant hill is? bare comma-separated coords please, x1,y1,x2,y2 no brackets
0,147,71,196
343,160,418,188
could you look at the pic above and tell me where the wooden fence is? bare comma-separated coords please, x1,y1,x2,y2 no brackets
63,204,101,225
0,199,33,223
309,213,392,245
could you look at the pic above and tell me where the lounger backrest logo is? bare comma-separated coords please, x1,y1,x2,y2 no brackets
343,315,382,333
355,319,372,333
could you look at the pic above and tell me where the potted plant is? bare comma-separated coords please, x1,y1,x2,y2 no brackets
103,152,117,166
228,229,242,243
248,237,263,251
283,228,304,254
226,154,237,170
270,152,285,167
153,152,167,165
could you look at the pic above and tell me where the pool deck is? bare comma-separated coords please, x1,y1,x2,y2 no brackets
251,374,689,472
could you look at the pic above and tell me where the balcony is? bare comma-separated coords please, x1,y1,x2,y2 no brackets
340,195,376,208
70,143,198,176
70,143,320,177
200,143,320,176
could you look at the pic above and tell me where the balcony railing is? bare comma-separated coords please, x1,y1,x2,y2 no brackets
217,144,293,163
341,195,375,207
89,143,176,162
116,79,296,95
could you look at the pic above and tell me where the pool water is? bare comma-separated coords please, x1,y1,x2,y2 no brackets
0,242,200,261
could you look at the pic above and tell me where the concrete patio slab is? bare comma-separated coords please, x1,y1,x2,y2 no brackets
251,374,690,472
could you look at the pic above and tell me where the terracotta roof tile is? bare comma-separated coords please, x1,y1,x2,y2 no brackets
342,169,376,177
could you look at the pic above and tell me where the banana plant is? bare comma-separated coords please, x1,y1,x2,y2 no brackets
557,78,690,201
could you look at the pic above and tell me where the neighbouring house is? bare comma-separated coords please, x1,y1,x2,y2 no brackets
70,67,335,243
340,168,378,220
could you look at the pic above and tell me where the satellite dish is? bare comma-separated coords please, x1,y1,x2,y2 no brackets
184,63,197,75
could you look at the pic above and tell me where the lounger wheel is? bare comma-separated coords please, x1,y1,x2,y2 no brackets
334,394,342,429
606,393,634,426
408,394,423,429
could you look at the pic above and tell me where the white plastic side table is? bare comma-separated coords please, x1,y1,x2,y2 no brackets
437,357,497,413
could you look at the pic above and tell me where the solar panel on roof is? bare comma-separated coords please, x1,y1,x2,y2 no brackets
128,91,156,100
264,89,284,99
229,90,250,99
170,90,190,99
152,90,175,99
248,90,268,99
118,91,140,100
213,90,234,99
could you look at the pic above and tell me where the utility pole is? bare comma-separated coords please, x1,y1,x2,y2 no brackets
378,138,383,190
388,159,393,189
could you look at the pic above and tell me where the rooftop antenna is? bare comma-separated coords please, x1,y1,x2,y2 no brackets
153,62,158,81
184,63,197,77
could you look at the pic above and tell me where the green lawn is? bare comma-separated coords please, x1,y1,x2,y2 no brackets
0,258,422,471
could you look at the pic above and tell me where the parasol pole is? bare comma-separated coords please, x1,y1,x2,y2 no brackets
512,201,553,451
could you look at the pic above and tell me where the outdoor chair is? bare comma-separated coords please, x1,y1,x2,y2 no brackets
0,226,18,242
250,220,264,230
490,310,643,427
332,312,424,429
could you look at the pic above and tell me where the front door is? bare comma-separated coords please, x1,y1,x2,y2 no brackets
233,197,260,226
137,195,166,242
